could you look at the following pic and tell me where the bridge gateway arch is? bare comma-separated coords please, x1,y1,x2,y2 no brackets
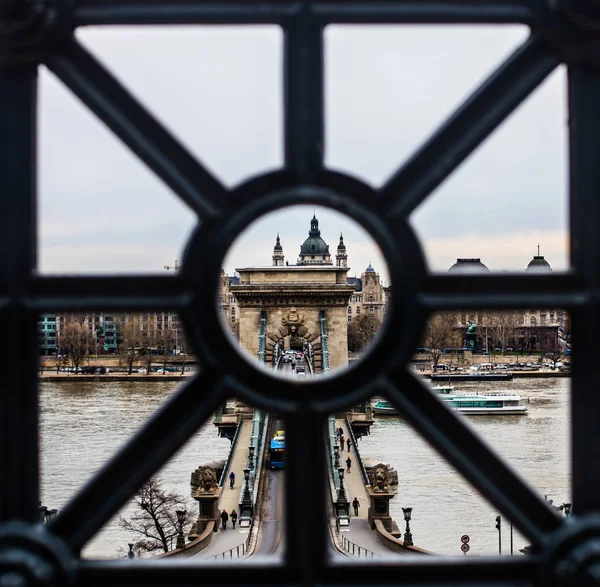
230,215,355,372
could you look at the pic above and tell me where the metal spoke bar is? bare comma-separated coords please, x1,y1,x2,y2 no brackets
0,64,39,523
74,0,299,25
382,35,559,217
76,555,538,585
73,0,535,25
385,370,560,544
568,63,600,514
286,408,327,578
25,276,190,311
51,370,226,551
47,39,228,220
419,273,585,310
284,11,324,180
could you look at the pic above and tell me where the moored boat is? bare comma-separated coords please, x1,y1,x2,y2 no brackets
372,386,528,416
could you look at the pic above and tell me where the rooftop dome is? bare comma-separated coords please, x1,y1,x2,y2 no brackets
273,233,283,251
526,255,552,272
448,258,490,273
299,214,330,257
365,262,375,273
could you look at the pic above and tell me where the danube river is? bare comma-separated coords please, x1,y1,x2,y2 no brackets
40,377,569,559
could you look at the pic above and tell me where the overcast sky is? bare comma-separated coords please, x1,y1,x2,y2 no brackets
38,24,568,279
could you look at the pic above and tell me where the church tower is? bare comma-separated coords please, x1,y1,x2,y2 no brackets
336,233,348,267
272,233,285,266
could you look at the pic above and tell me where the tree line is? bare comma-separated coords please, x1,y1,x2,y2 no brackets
48,314,186,375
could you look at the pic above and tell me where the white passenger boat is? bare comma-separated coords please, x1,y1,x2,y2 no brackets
372,385,528,416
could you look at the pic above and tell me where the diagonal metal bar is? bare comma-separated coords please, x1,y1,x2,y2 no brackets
50,370,226,551
420,273,585,310
568,63,600,515
25,275,191,312
384,369,560,544
47,39,227,220
285,408,327,579
382,35,559,217
0,65,40,523
312,0,536,23
284,10,324,180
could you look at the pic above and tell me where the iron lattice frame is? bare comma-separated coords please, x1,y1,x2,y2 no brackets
1,0,600,585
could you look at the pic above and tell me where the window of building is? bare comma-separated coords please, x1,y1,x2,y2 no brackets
541,313,547,325
348,316,351,322
369,295,374,302
370,307,374,312
348,307,351,313
356,307,360,314
231,316,236,323
530,316,537,326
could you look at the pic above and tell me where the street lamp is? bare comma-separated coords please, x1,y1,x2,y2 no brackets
248,445,255,470
127,543,134,559
496,515,502,555
239,467,253,527
333,444,340,468
402,507,413,546
175,510,186,550
336,467,350,527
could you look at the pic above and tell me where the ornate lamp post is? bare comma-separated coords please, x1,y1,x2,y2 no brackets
175,509,186,550
239,467,253,527
336,467,350,527
402,507,413,546
248,445,255,470
127,543,134,559
333,444,340,468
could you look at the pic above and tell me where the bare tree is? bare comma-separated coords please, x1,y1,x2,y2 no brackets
487,312,518,356
120,316,142,375
161,326,175,374
61,321,94,372
424,312,457,371
347,313,380,353
140,318,160,374
545,349,565,370
119,477,195,554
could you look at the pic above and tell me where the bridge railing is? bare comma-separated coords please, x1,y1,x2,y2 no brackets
320,311,330,373
340,535,381,559
218,419,243,487
345,416,370,488
209,529,252,560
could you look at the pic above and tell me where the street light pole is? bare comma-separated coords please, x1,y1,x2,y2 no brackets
175,510,186,550
402,507,413,546
496,516,502,555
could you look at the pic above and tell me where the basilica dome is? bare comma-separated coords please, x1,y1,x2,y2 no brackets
298,214,332,265
448,258,490,273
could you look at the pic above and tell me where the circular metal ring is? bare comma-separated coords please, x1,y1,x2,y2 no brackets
182,171,428,408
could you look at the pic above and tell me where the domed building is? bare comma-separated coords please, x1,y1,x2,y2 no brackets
526,247,552,273
448,258,490,273
297,214,332,265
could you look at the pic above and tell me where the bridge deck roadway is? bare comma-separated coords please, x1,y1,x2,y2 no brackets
196,419,253,558
336,418,392,557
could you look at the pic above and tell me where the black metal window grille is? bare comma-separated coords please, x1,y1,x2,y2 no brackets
1,1,599,585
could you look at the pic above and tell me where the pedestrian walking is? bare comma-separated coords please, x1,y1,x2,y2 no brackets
346,456,352,474
352,497,360,517
229,471,236,489
231,509,238,529
340,437,345,451
347,439,352,452
220,509,229,530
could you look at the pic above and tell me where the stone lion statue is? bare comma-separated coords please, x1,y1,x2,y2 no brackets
371,463,391,493
195,466,218,494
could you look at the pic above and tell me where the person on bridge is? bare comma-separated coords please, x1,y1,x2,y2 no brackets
220,509,229,530
346,456,352,474
347,439,352,453
231,509,238,529
340,436,345,451
229,471,236,489
352,497,360,517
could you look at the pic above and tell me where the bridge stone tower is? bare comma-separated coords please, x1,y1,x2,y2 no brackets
231,214,354,371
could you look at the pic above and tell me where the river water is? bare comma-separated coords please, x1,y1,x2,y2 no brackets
40,377,569,559
359,377,570,556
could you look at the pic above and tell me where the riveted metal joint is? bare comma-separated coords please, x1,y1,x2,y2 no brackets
548,0,600,32
0,522,74,587
543,515,600,586
0,0,71,66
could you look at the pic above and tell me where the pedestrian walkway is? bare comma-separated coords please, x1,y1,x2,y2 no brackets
335,419,392,556
196,420,253,558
